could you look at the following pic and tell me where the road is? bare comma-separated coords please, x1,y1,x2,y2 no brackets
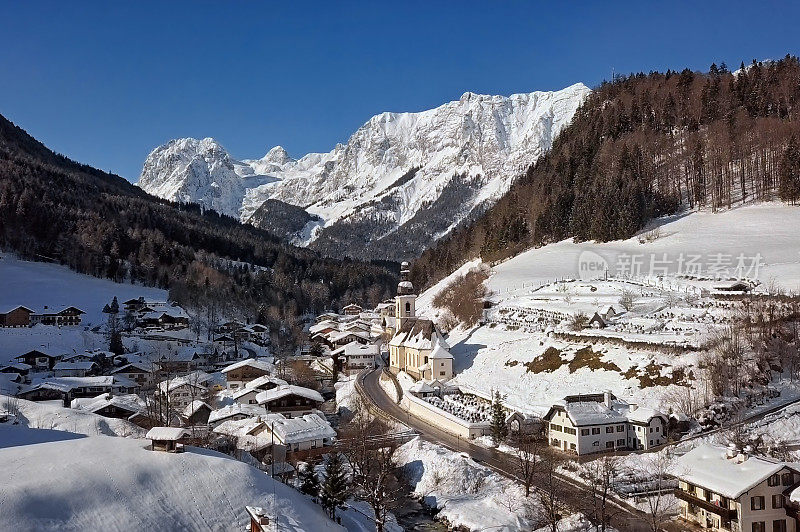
356,368,689,532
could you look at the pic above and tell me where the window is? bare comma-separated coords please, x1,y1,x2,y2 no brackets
592,441,599,447
551,425,562,432
769,474,781,487
570,443,576,450
564,427,576,435
616,425,625,432
592,428,600,435
605,441,614,449
655,426,659,432
773,519,787,532
649,427,653,433
751,496,765,511
751,522,765,532
782,472,793,486
440,371,446,376
551,438,560,447
617,438,625,446
581,429,590,436
772,494,784,509
649,440,653,445
405,302,411,313
606,426,614,433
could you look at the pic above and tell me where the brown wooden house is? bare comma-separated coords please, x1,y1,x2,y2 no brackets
0,306,34,327
15,349,60,370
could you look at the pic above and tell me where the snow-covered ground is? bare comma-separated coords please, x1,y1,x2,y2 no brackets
0,253,166,326
489,202,800,295
416,203,800,419
0,425,342,532
395,437,598,531
1,395,144,438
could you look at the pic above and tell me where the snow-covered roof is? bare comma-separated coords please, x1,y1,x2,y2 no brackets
676,444,794,499
267,413,336,444
256,385,324,405
389,318,441,350
146,427,191,441
208,403,267,424
221,358,273,374
111,362,157,374
343,341,379,357
157,373,209,394
409,381,435,394
309,320,339,334
555,399,628,425
24,376,115,393
327,329,371,343
429,340,453,360
73,393,144,415
53,361,97,371
243,375,289,391
182,400,212,418
626,406,666,424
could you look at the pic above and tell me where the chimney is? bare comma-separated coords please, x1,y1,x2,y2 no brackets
629,403,638,412
603,390,613,409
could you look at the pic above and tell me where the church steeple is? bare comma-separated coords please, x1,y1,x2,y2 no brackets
396,261,416,330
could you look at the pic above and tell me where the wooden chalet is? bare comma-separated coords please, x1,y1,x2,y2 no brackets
0,306,34,327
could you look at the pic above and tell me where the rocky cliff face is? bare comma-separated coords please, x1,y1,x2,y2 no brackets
138,83,590,259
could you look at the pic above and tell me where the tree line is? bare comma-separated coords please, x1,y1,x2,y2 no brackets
412,56,800,290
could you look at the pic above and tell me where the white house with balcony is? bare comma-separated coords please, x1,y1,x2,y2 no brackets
675,443,800,532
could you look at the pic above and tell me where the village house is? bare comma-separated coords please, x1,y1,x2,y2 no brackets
675,444,800,532
30,306,86,326
111,362,158,388
387,262,454,381
146,427,191,452
208,403,267,428
342,303,363,316
182,400,213,425
0,306,34,327
232,376,290,405
256,384,324,418
18,376,138,406
53,360,98,378
261,412,337,454
157,373,211,410
71,393,145,420
543,391,667,455
157,346,210,374
1,362,31,379
335,341,379,376
14,349,60,370
222,358,274,389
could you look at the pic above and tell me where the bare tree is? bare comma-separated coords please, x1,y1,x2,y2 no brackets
513,434,541,497
619,290,637,312
642,451,677,532
339,400,404,532
537,454,565,532
583,455,621,532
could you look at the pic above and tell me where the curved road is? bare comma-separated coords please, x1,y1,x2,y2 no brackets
356,368,684,532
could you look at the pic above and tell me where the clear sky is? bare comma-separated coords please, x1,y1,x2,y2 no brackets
1,1,798,181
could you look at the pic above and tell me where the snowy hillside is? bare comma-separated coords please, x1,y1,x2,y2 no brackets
0,254,166,326
0,426,342,532
138,84,590,259
420,203,800,417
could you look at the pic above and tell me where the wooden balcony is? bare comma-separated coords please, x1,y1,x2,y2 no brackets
675,489,738,520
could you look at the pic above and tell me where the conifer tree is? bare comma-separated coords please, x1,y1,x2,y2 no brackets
299,462,321,500
320,453,349,519
490,391,508,446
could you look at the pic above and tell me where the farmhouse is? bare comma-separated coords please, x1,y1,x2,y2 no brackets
53,360,98,378
222,358,274,389
182,400,213,425
111,362,158,387
675,444,800,532
14,349,60,370
157,373,210,410
30,306,86,326
0,306,34,327
543,391,667,455
208,403,267,428
71,393,144,419
342,303,363,316
261,413,337,453
256,385,324,418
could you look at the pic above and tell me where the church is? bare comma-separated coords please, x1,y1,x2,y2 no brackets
387,262,454,381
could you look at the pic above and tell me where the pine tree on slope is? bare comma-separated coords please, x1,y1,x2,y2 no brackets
320,453,349,520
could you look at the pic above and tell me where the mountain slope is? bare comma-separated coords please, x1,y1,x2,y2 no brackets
0,113,397,341
138,83,591,259
410,57,800,290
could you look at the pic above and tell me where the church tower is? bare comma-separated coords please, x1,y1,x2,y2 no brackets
395,261,416,331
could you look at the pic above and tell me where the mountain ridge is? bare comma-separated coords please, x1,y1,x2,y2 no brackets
138,83,591,260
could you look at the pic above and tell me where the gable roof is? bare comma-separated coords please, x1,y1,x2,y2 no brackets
256,384,324,405
146,427,190,441
221,358,273,374
389,318,440,350
676,444,796,499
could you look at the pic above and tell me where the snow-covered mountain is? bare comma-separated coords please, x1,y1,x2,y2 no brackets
138,83,590,259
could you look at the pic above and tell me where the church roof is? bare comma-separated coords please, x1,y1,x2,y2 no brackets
389,318,440,350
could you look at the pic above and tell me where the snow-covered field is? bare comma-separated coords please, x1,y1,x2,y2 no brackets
0,254,166,326
0,425,341,532
417,203,800,420
489,202,800,295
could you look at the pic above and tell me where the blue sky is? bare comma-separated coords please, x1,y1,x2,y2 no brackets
1,1,798,181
